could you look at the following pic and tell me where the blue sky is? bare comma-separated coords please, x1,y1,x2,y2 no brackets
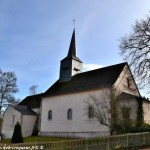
0,0,150,99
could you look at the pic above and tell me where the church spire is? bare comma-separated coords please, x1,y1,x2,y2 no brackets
64,28,82,62
59,28,83,82
67,28,76,57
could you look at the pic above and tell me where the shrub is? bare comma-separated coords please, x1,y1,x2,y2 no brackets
143,123,150,128
114,144,121,150
129,127,150,133
11,122,23,143
0,118,3,131
32,127,38,136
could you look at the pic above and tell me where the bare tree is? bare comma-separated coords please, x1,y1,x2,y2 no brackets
0,69,18,114
84,89,136,134
11,98,21,107
84,89,119,134
29,85,38,96
119,14,150,91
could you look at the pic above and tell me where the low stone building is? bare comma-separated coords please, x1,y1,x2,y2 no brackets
2,105,37,139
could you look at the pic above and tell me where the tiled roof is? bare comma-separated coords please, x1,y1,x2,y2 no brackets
44,62,127,96
19,93,43,108
14,105,37,116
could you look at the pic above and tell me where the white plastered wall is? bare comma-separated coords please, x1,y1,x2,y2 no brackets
1,106,21,139
40,89,110,137
21,115,37,137
143,101,150,124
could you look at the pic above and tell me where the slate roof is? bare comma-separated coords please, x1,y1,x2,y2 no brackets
14,105,37,116
61,29,82,63
19,93,43,108
118,92,140,100
44,62,127,97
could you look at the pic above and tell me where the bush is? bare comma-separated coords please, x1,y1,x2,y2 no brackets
143,123,150,128
32,127,38,136
11,122,23,143
114,144,121,150
129,127,150,133
0,118,3,131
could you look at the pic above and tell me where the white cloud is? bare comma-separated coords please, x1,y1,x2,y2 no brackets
83,64,103,72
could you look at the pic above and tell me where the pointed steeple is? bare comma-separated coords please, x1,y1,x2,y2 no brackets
62,29,82,63
67,28,76,57
59,28,83,82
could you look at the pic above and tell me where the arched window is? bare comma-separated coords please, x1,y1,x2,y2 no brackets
67,109,72,120
48,110,52,120
89,106,94,119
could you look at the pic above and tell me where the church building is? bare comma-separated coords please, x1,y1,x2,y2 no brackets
2,29,150,139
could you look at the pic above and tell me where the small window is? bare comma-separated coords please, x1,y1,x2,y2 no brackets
67,109,72,120
89,106,94,119
48,110,52,120
127,77,131,88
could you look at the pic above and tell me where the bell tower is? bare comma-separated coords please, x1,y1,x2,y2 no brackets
59,29,83,82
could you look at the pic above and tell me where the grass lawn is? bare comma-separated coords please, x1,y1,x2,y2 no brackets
0,136,76,144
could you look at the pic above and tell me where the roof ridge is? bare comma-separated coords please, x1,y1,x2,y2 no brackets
77,62,127,76
24,93,43,99
14,105,37,115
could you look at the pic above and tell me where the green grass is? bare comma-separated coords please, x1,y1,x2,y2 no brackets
0,136,76,144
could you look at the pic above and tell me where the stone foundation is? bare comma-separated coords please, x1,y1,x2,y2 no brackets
39,131,109,138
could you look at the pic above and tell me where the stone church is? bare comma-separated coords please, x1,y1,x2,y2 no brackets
2,29,150,139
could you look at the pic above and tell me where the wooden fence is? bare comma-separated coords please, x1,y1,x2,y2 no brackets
0,132,150,150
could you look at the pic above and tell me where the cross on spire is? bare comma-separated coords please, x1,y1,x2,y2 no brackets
73,19,75,28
